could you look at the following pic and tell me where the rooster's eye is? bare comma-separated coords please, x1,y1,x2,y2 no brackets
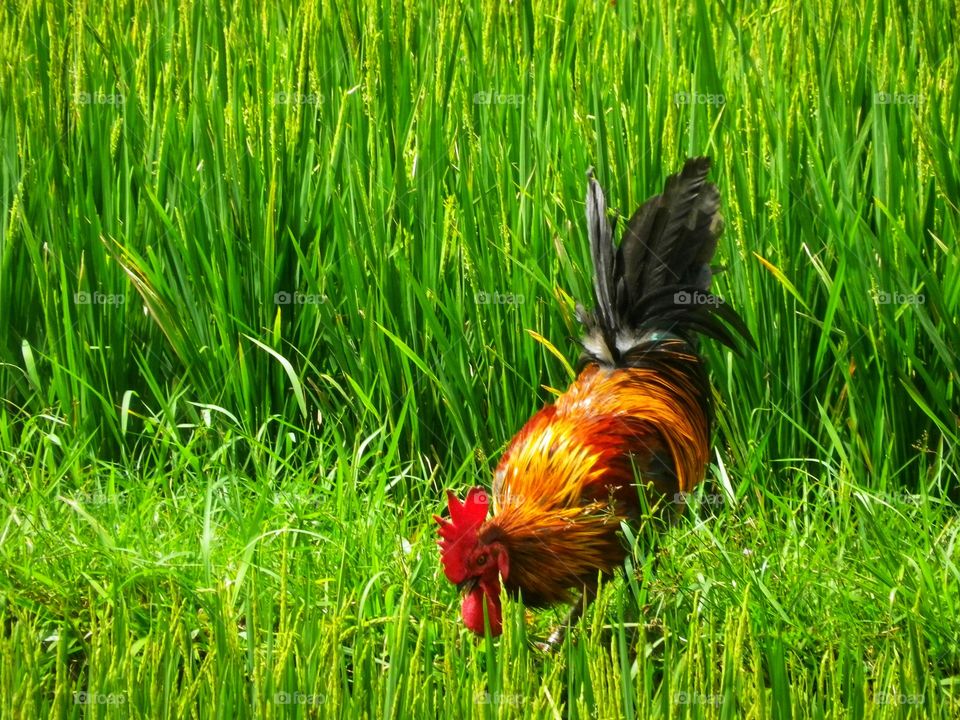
476,554,488,566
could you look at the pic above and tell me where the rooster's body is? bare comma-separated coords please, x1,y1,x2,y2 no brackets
436,157,751,640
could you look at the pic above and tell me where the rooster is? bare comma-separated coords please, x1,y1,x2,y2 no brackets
435,157,752,645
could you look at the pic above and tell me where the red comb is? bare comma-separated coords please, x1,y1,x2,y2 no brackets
433,488,490,583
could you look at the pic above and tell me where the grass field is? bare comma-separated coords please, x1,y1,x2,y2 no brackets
1,0,958,717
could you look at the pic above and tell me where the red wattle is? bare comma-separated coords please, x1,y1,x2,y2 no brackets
461,585,502,636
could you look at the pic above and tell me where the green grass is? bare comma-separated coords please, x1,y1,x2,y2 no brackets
1,0,958,717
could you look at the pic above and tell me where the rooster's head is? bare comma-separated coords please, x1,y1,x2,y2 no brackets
434,487,510,636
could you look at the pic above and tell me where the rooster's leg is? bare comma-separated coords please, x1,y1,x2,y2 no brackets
542,586,596,651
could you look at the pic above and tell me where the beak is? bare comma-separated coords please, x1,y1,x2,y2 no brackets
457,577,478,594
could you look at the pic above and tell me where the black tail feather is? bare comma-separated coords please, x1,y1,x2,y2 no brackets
584,168,619,354
578,157,753,367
